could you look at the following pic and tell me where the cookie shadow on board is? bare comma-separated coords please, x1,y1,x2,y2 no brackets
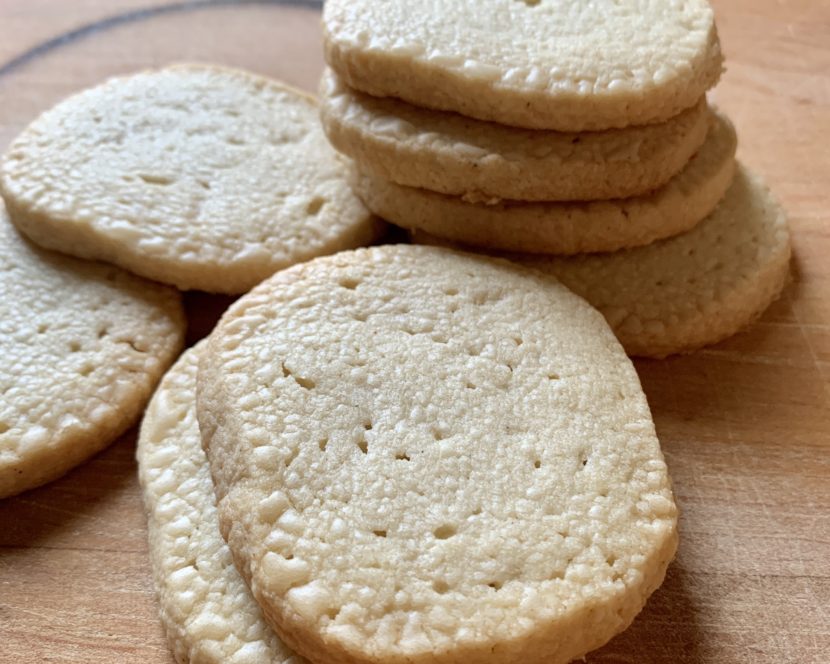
183,291,238,346
633,256,824,445
587,565,703,663
0,429,140,550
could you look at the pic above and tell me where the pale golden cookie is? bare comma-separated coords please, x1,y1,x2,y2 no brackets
414,166,791,358
0,64,382,293
323,0,722,130
320,69,711,203
198,244,678,664
138,344,306,664
354,112,736,255
0,207,184,498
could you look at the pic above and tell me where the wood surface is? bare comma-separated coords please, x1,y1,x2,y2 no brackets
0,1,828,662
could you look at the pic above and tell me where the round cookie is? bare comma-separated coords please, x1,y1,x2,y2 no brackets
0,64,383,294
0,208,184,499
414,166,791,358
320,69,711,203
197,245,678,664
354,112,737,255
138,344,305,664
323,0,722,131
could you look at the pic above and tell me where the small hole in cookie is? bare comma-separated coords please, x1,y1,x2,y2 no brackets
434,524,456,540
124,339,147,353
606,554,617,567
284,447,299,468
373,530,387,538
197,179,211,190
68,341,81,353
306,197,326,215
97,326,109,339
534,459,541,469
0,422,9,434
37,323,49,334
444,287,459,296
79,364,94,377
548,372,560,380
339,277,359,290
318,438,328,452
395,452,410,461
357,438,368,454
225,136,245,146
433,580,450,594
138,174,175,186
294,375,315,390
325,607,339,620
488,581,503,590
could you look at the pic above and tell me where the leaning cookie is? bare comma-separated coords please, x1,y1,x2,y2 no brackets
0,206,184,498
414,166,791,358
197,244,678,664
0,64,383,294
138,344,305,664
353,111,736,255
320,69,711,203
323,0,722,130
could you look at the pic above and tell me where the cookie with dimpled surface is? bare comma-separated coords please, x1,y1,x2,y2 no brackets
197,244,678,664
320,68,711,203
0,64,382,294
323,0,722,131
138,344,307,664
353,111,736,255
413,166,792,358
0,205,184,498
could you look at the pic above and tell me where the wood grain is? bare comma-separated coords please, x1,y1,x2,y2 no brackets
0,1,828,662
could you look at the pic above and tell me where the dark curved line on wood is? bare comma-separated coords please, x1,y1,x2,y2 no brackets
0,0,323,80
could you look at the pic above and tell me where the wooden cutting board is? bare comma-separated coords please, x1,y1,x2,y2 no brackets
0,1,828,662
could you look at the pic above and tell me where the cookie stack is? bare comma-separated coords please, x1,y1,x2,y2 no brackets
320,0,791,358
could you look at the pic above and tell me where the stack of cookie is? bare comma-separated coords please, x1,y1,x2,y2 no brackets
320,0,791,358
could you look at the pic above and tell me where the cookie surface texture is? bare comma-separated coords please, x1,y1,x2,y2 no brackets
320,69,711,203
197,244,678,664
323,0,722,130
0,208,184,498
415,166,791,358
354,112,737,255
0,64,381,293
138,344,305,664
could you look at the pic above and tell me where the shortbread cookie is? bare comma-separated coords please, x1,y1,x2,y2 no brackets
320,69,711,203
198,245,678,664
0,208,184,498
414,166,791,358
354,112,736,255
323,0,722,131
138,344,304,664
0,64,382,294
